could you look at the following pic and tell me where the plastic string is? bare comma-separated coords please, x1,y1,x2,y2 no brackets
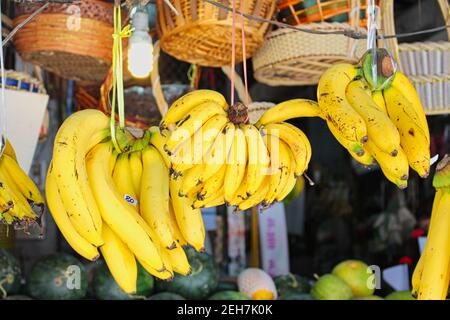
239,0,249,106
367,0,377,86
0,3,6,157
230,0,237,106
111,3,132,153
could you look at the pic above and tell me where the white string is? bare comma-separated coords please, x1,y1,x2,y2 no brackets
0,0,6,155
366,0,377,85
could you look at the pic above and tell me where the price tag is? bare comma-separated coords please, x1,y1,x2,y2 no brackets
124,194,138,206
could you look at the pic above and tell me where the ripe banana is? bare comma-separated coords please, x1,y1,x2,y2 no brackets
128,151,143,199
391,71,429,142
3,139,17,161
113,153,139,210
346,79,400,156
317,63,368,144
169,177,205,252
243,124,270,196
256,99,320,127
100,223,137,294
0,169,35,220
171,114,228,176
181,123,235,196
0,154,44,205
383,86,430,178
261,122,310,177
197,164,226,201
164,101,227,155
52,109,109,247
371,90,387,114
148,126,171,169
275,148,297,202
141,146,175,249
45,168,99,261
224,127,247,202
165,245,191,276
86,142,164,271
168,201,188,247
193,186,225,209
160,89,228,130
138,257,174,281
237,177,270,211
365,140,409,189
325,119,365,158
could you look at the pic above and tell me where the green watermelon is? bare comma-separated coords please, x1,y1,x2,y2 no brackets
93,262,154,300
274,273,311,296
385,291,416,300
311,274,353,300
332,260,375,297
208,291,250,300
148,292,186,300
155,247,219,299
0,249,21,297
26,254,87,300
215,281,238,292
279,291,315,300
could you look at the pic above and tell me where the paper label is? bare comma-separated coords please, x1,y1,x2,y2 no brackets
124,194,138,206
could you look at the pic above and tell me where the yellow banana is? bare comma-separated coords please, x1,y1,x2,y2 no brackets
128,151,143,199
160,89,228,129
391,71,429,142
148,126,172,169
412,189,442,296
52,110,109,247
256,99,320,127
346,80,400,156
181,123,234,196
243,124,270,196
193,186,225,209
100,223,137,294
3,139,17,161
165,245,191,276
317,63,368,144
171,114,228,176
237,177,270,211
418,190,450,300
138,257,173,281
263,135,292,206
325,119,367,161
45,168,99,261
261,123,310,177
365,140,409,188
275,148,297,202
383,86,430,178
164,101,227,155
371,90,387,114
168,201,188,247
0,154,44,205
169,177,205,251
197,164,226,201
113,154,139,210
141,146,175,249
224,127,247,202
86,142,164,271
0,170,35,220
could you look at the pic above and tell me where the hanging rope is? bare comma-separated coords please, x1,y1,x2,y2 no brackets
230,0,237,106
0,1,7,157
110,2,132,153
367,0,378,86
239,0,249,106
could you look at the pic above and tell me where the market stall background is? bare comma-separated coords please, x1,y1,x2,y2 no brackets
0,0,448,300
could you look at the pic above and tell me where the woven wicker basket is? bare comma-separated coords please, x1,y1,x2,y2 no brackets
277,0,374,27
381,0,450,115
252,22,367,86
156,0,276,67
13,0,115,85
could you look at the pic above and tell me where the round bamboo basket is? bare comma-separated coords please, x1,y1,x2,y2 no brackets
381,0,450,115
252,0,368,86
277,0,375,27
13,0,115,85
156,0,276,67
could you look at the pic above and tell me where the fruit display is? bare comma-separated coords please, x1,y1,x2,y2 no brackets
310,274,354,300
316,50,430,188
155,247,219,300
45,109,204,295
26,254,87,300
331,260,375,297
0,249,22,297
92,261,154,300
159,90,315,211
237,268,278,300
0,140,44,227
412,155,450,300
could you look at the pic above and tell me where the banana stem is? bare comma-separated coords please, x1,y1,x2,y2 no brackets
227,102,249,125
